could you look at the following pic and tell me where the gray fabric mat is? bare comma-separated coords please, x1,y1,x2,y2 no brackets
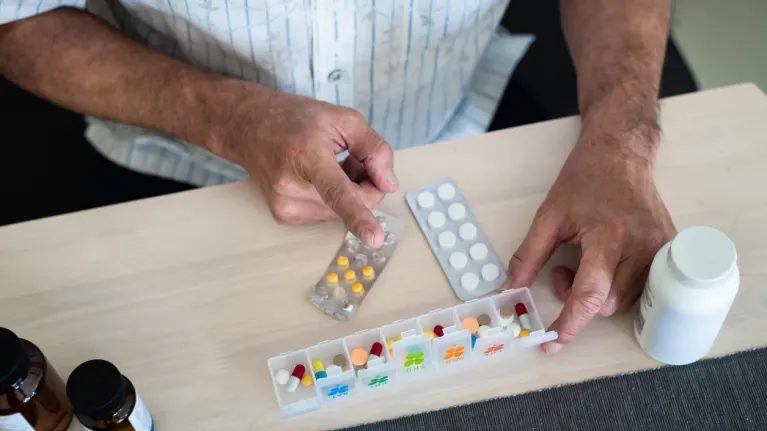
337,347,767,431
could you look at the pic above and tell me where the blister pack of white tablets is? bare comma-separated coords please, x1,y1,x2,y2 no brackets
405,178,507,301
309,210,403,321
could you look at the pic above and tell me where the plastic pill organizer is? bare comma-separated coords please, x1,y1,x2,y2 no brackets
309,210,403,321
405,178,507,301
268,288,558,417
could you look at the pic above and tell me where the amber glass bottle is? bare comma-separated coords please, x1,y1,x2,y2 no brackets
66,360,154,431
0,328,73,431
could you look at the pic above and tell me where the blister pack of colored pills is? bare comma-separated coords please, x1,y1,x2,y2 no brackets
309,210,403,321
405,178,507,301
268,288,558,417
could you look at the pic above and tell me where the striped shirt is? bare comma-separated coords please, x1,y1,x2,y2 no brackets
1,0,532,186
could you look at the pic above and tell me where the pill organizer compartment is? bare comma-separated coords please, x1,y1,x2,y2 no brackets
492,288,558,347
416,308,472,368
343,329,396,391
267,350,320,417
307,339,357,401
268,289,558,417
454,298,513,359
381,318,434,378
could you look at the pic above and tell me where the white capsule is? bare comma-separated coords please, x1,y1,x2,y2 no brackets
286,376,300,393
427,211,446,229
507,322,522,337
449,251,468,269
470,243,488,261
417,191,435,209
437,183,456,201
459,223,477,240
519,314,532,330
438,231,457,248
366,356,383,368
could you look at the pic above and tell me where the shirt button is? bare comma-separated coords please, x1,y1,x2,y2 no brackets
327,69,345,82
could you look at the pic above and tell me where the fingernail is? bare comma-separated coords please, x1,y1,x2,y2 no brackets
361,228,379,248
542,342,563,354
384,169,398,189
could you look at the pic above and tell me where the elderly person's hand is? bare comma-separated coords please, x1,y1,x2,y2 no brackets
508,121,676,352
212,85,398,248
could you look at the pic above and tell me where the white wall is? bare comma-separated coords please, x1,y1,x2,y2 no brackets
672,0,767,92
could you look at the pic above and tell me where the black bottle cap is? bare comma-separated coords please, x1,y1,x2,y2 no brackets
0,327,29,390
66,359,127,418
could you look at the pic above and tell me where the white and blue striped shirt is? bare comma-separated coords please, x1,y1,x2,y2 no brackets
1,1,532,186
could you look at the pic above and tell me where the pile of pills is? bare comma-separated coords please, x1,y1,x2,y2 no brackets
309,210,403,320
274,363,312,393
349,342,385,371
311,353,348,382
498,302,532,338
405,178,507,301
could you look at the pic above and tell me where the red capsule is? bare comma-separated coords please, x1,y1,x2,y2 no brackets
369,342,383,357
433,325,444,337
291,364,306,379
514,303,528,316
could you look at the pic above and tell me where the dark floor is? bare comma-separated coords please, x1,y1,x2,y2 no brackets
338,347,767,431
0,3,697,227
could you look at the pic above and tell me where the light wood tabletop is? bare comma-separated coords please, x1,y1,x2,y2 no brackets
1,83,765,431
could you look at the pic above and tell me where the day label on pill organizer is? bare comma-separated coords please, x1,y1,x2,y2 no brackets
309,210,403,321
405,178,508,301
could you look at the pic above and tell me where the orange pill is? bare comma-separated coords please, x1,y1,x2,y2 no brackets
350,347,369,367
461,317,480,334
326,272,339,285
344,269,357,282
336,255,350,269
361,265,375,280
301,374,313,387
351,281,365,296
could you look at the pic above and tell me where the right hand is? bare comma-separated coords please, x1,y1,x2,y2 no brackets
211,83,397,248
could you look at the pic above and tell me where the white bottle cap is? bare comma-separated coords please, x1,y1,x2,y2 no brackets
670,226,737,284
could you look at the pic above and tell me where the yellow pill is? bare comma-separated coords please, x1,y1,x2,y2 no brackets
326,272,339,285
362,265,375,280
344,269,356,282
351,281,365,296
301,374,313,387
519,329,530,338
336,255,349,269
423,329,436,340
386,338,394,351
312,359,325,373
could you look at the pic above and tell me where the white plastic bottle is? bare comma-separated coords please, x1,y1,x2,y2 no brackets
635,226,739,365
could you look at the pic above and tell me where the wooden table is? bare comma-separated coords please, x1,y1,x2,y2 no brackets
1,84,765,430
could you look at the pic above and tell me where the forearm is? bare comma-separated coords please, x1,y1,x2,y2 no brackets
0,8,250,153
560,0,671,148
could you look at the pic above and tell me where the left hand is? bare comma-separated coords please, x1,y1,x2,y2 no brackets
507,123,676,353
